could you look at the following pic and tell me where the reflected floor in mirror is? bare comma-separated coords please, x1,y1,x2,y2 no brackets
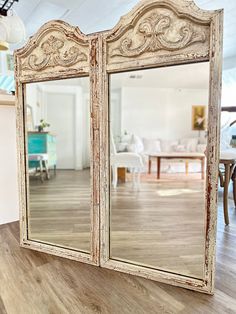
109,62,209,280
25,76,91,253
29,168,205,278
28,169,91,252
110,172,205,279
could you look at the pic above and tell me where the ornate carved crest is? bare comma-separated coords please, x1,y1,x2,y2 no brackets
22,35,88,71
110,10,207,58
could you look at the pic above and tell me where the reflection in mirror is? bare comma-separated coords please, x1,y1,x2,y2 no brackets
109,62,209,279
25,77,91,252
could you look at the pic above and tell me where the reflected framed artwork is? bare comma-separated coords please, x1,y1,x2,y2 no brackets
192,105,206,131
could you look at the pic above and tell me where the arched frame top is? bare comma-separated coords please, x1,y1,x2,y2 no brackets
14,0,223,294
104,0,214,72
14,0,221,81
15,20,91,82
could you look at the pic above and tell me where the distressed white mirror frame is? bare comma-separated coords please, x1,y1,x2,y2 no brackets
100,0,223,294
14,21,100,265
14,0,223,294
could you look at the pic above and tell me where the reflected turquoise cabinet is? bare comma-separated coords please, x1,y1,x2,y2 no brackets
28,132,57,170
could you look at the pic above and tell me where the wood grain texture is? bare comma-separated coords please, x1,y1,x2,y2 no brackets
28,170,91,252
110,173,205,280
28,170,205,279
0,200,236,314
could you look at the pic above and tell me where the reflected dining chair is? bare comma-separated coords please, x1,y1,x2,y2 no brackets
219,151,236,225
110,134,144,188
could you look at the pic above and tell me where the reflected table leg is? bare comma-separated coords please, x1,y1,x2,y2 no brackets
223,164,230,225
185,160,189,175
157,157,161,179
201,157,205,180
148,156,152,174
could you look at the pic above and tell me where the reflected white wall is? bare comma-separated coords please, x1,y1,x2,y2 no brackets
120,86,208,141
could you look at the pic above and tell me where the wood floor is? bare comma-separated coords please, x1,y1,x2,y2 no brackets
29,170,91,252
29,170,205,279
1,170,234,313
111,172,205,279
0,195,236,314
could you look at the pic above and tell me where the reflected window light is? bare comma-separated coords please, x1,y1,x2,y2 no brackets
156,189,201,197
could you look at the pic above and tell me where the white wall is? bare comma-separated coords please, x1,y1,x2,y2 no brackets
26,84,43,128
110,89,122,142
0,106,19,224
41,85,90,170
121,86,209,140
46,92,76,169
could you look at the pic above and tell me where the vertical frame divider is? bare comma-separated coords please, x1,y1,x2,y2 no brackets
100,32,110,265
90,36,101,265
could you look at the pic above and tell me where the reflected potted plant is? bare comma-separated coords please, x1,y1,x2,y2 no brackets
38,119,50,132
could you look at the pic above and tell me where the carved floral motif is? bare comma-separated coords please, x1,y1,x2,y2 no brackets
23,35,87,71
111,12,207,58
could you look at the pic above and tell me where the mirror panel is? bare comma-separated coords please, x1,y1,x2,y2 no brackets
25,77,91,252
14,0,223,293
109,62,209,279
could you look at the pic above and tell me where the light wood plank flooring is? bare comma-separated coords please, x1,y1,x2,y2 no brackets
29,170,91,252
5,170,233,313
29,170,205,279
111,173,205,279
0,194,236,314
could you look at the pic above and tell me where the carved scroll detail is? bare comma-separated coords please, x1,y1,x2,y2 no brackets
111,13,206,58
23,35,87,71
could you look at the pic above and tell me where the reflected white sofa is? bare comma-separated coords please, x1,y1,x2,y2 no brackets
116,134,207,174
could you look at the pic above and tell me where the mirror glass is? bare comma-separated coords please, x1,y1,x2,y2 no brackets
25,77,91,252
109,62,209,279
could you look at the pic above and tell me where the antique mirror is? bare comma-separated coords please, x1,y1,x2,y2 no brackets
100,0,223,294
15,0,223,293
14,21,100,265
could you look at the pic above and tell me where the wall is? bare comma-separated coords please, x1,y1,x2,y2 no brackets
46,92,76,169
43,85,90,170
26,83,43,128
0,106,19,224
121,86,209,141
110,88,122,142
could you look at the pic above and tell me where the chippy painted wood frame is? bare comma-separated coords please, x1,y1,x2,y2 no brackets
100,0,223,294
14,0,223,293
14,20,100,266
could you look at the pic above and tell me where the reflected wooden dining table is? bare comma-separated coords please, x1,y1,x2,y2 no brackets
148,152,206,179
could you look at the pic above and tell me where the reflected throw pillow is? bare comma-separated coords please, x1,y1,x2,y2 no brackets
127,135,144,153
143,138,161,153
